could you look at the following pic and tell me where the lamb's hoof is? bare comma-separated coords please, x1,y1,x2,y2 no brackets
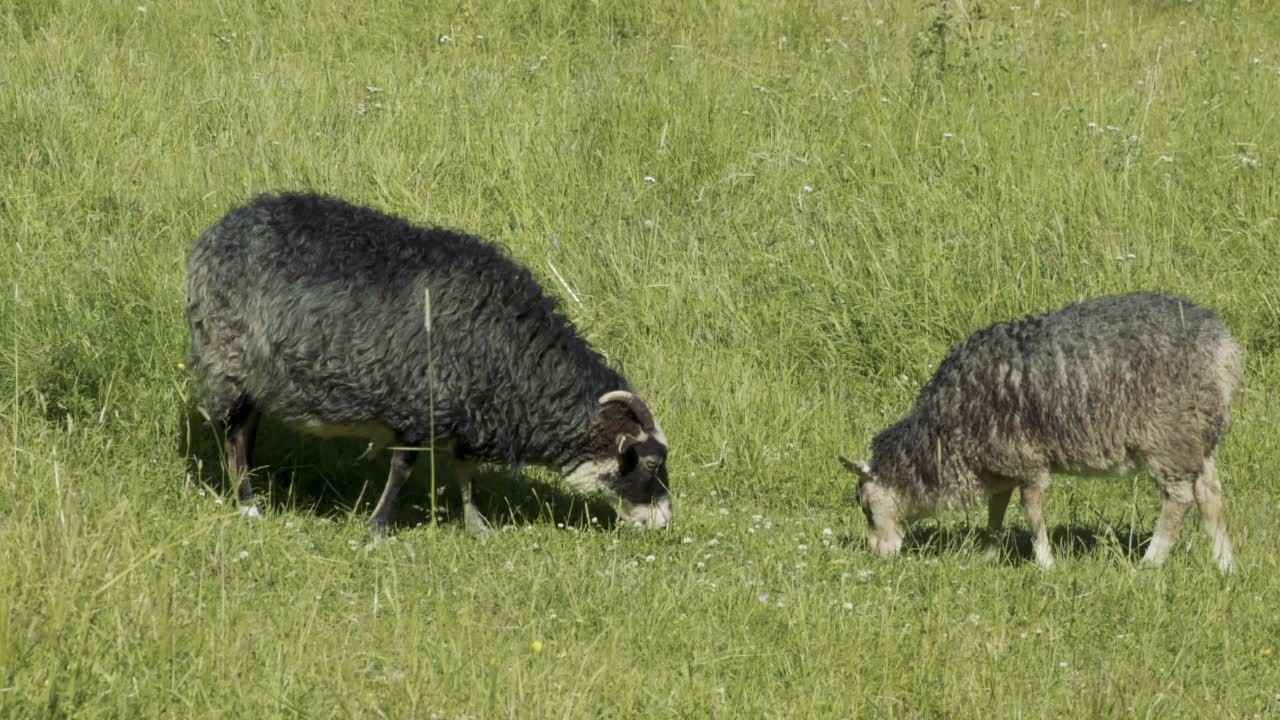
239,504,262,520
464,504,492,536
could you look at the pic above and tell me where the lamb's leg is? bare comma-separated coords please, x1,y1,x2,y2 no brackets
983,488,1014,560
1141,470,1194,568
1193,455,1234,575
459,464,491,536
225,403,261,518
1020,473,1054,569
367,448,418,537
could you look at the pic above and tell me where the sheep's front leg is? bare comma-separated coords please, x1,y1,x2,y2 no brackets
983,488,1014,561
1020,473,1054,569
458,464,491,536
367,448,418,537
226,403,261,518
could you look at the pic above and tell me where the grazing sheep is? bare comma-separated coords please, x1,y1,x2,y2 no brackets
186,192,672,535
840,292,1241,573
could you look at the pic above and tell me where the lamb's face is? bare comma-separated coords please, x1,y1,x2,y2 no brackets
563,391,673,530
839,457,904,558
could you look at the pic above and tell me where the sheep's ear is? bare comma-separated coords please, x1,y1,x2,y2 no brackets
838,456,873,479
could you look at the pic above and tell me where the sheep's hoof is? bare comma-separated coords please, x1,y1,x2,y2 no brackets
464,503,492,536
980,542,1003,563
364,521,392,550
1033,547,1055,570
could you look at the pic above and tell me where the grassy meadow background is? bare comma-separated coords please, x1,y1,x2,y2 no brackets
3,0,1280,716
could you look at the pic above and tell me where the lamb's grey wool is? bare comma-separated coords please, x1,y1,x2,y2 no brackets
186,192,672,534
841,292,1240,573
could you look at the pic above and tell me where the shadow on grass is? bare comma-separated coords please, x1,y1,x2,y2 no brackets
837,522,1156,566
176,405,617,532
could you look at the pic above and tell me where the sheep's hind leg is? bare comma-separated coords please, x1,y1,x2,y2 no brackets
1020,471,1054,569
367,448,418,539
458,464,491,536
1193,455,1234,575
225,403,261,518
1141,473,1194,569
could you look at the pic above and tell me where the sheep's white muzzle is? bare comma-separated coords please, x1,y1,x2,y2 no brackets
619,496,673,530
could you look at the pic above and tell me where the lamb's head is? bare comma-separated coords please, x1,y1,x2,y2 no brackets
839,456,904,558
563,391,672,529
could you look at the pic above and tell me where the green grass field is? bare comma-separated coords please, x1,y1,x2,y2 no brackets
4,0,1280,716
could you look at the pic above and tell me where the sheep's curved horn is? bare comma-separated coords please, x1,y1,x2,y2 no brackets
598,391,657,434
838,456,872,478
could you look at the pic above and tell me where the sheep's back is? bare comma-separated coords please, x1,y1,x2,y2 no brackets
916,293,1239,472
185,193,623,458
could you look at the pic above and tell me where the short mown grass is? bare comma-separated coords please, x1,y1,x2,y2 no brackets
3,1,1279,717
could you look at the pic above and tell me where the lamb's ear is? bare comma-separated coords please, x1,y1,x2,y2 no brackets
838,456,873,479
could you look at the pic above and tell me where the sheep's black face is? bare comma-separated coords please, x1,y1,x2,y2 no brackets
563,391,673,529
611,433,672,529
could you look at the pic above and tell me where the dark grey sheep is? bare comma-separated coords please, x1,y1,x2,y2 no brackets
840,292,1240,573
186,192,672,535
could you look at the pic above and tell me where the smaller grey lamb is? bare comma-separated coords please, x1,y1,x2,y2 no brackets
840,292,1241,573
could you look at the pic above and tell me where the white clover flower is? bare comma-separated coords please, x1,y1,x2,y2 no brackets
842,602,854,610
